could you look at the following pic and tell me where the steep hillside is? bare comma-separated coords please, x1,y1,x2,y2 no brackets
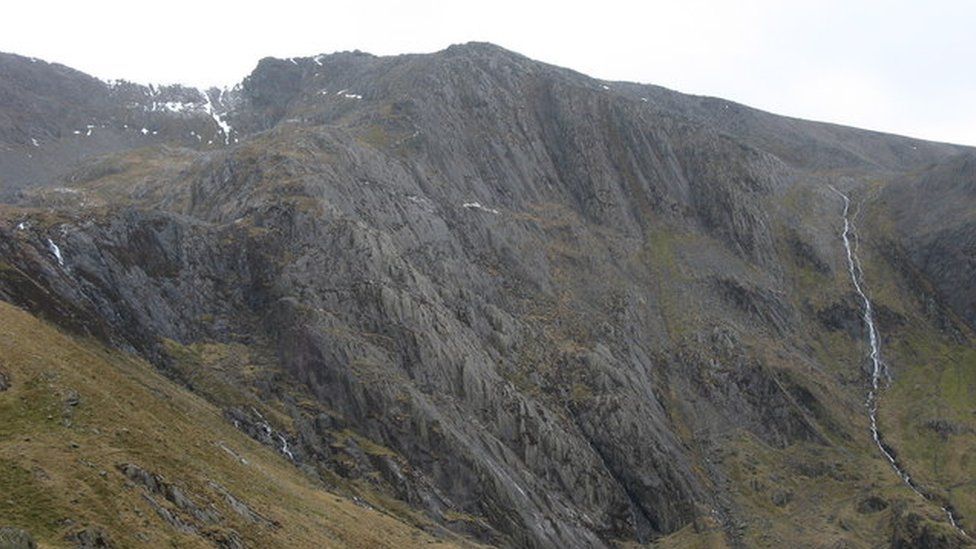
1,43,974,548
0,300,469,548
878,152,976,328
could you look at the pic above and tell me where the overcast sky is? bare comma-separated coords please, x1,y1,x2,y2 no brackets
4,0,975,145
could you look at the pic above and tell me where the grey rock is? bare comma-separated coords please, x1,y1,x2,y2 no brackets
117,463,219,525
882,153,976,332
0,42,973,548
66,526,114,548
0,528,35,549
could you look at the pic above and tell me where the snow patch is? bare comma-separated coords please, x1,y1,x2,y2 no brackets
16,222,27,231
161,101,194,113
334,89,362,99
30,138,39,147
140,127,149,135
601,85,610,90
200,89,233,145
462,202,500,215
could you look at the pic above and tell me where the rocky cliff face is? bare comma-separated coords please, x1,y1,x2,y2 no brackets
1,43,974,548
879,153,976,329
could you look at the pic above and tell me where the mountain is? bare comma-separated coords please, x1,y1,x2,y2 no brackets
0,300,471,548
0,42,974,548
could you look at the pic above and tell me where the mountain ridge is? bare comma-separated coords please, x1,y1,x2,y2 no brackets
1,43,974,548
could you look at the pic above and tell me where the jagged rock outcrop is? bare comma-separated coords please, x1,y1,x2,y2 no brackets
0,527,36,549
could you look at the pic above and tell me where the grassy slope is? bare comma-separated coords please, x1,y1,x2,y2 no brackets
651,180,971,547
859,194,976,531
0,300,464,548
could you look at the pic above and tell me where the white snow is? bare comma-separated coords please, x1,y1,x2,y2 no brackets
462,202,500,215
85,124,95,136
334,89,362,99
140,127,149,135
199,88,233,145
72,130,81,135
16,222,27,231
640,97,648,102
47,239,64,266
30,138,39,147
161,101,193,113
313,55,324,66
601,85,610,90
289,58,298,65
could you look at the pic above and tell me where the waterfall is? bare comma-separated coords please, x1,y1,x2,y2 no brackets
830,185,967,537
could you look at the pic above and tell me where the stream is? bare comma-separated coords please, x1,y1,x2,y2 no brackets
831,186,967,537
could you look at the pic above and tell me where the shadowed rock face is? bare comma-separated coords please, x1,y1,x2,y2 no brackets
881,153,976,330
1,43,974,547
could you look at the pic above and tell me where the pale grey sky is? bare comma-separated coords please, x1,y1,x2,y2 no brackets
4,0,975,145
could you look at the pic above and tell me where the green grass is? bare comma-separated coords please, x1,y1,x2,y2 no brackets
849,194,976,531
0,301,469,548
880,329,976,523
